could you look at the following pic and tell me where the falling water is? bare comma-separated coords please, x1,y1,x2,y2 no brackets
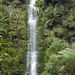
26,0,38,75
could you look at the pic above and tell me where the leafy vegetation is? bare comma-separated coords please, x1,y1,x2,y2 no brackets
0,0,75,75
0,0,28,75
36,0,75,75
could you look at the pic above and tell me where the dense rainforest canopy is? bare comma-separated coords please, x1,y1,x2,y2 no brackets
0,0,75,75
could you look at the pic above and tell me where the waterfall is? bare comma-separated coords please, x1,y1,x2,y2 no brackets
26,0,38,75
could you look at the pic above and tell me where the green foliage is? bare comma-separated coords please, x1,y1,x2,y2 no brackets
58,48,75,75
1,0,27,5
37,0,75,75
65,8,75,30
53,28,66,38
49,38,68,52
58,48,75,61
0,5,10,34
0,2,28,75
0,0,75,75
36,0,43,7
72,42,75,49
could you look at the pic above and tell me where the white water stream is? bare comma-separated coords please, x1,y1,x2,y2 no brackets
26,0,38,75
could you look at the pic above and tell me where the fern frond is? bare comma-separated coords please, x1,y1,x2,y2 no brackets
58,48,75,61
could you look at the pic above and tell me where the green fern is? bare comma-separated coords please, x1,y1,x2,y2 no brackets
58,48,75,61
